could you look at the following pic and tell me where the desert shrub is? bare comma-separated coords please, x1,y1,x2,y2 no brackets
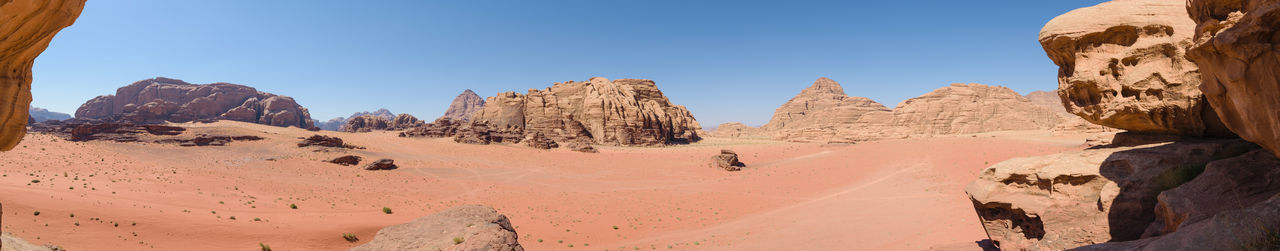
382,207,393,214
453,237,464,245
343,233,359,242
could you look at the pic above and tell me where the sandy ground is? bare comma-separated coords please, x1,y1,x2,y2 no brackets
0,121,1087,250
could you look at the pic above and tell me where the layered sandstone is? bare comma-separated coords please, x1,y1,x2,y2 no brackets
469,77,702,146
1025,91,1070,115
351,205,523,251
760,78,896,142
0,0,86,151
966,138,1257,250
1039,0,1231,137
1186,0,1280,157
441,89,485,121
706,122,763,138
74,78,315,128
892,83,1064,135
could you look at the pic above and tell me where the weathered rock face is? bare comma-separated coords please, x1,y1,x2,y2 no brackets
1025,91,1070,115
965,138,1257,250
760,78,896,142
523,132,558,149
711,150,745,171
351,204,524,251
340,115,390,132
1186,0,1280,157
73,78,315,128
441,89,485,121
706,122,763,138
391,114,422,129
470,77,702,146
0,0,86,151
1039,0,1232,137
399,118,462,138
1075,150,1280,250
893,83,1065,135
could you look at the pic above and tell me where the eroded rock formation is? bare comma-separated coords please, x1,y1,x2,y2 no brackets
1039,0,1231,137
1186,0,1280,157
892,83,1064,135
340,115,390,132
0,0,86,151
351,205,523,251
469,77,702,146
442,89,485,121
712,149,745,171
760,78,897,142
364,159,398,170
966,137,1256,250
74,78,315,128
706,122,763,138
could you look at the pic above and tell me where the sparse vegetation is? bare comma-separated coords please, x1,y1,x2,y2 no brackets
259,243,271,251
33,211,40,216
382,207,393,214
342,233,359,242
290,204,298,209
453,237,465,245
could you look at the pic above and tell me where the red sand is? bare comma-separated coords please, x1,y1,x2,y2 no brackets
0,121,1085,250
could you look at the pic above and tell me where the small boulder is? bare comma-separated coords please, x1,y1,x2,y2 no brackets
524,132,558,149
365,159,398,170
351,205,523,251
329,155,362,166
712,150,745,171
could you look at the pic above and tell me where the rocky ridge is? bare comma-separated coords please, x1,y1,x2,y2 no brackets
74,77,315,129
441,89,485,121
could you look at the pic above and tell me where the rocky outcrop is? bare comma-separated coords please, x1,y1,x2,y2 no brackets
706,122,763,138
328,155,362,166
452,122,522,145
73,78,315,128
1039,0,1232,137
441,89,485,121
0,0,86,151
351,204,523,251
469,77,702,146
711,150,745,171
1186,0,1280,157
155,134,264,147
391,114,422,129
399,118,462,138
28,107,70,122
340,115,390,132
892,83,1065,135
965,137,1256,250
29,119,185,142
297,135,362,149
523,132,558,149
760,78,897,143
364,159,398,170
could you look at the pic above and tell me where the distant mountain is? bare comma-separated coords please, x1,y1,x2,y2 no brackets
29,107,71,122
314,109,396,131
441,89,484,121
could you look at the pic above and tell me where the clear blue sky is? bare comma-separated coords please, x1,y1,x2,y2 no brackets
31,0,1106,127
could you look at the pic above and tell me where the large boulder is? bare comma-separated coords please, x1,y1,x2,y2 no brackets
441,89,485,121
351,205,523,251
892,83,1065,135
1039,0,1232,137
1186,0,1280,157
965,137,1256,250
470,77,702,146
73,78,315,128
0,0,85,151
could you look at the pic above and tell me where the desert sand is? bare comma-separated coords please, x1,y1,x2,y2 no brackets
0,121,1086,250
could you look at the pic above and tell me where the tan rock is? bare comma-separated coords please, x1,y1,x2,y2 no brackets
705,122,762,138
441,89,485,121
470,77,702,146
759,78,902,143
74,78,315,128
1025,90,1071,115
340,115,391,132
0,0,85,151
965,138,1256,250
892,83,1064,135
1039,0,1232,137
351,205,523,251
2,232,54,251
1186,0,1280,157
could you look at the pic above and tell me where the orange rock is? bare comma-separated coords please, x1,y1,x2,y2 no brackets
1186,0,1280,157
0,0,85,151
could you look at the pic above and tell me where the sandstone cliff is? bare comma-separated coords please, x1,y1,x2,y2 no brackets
706,122,763,138
1025,91,1070,115
74,77,315,128
441,89,485,121
469,77,702,146
1039,0,1231,137
1186,0,1280,157
0,0,85,151
892,83,1064,135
